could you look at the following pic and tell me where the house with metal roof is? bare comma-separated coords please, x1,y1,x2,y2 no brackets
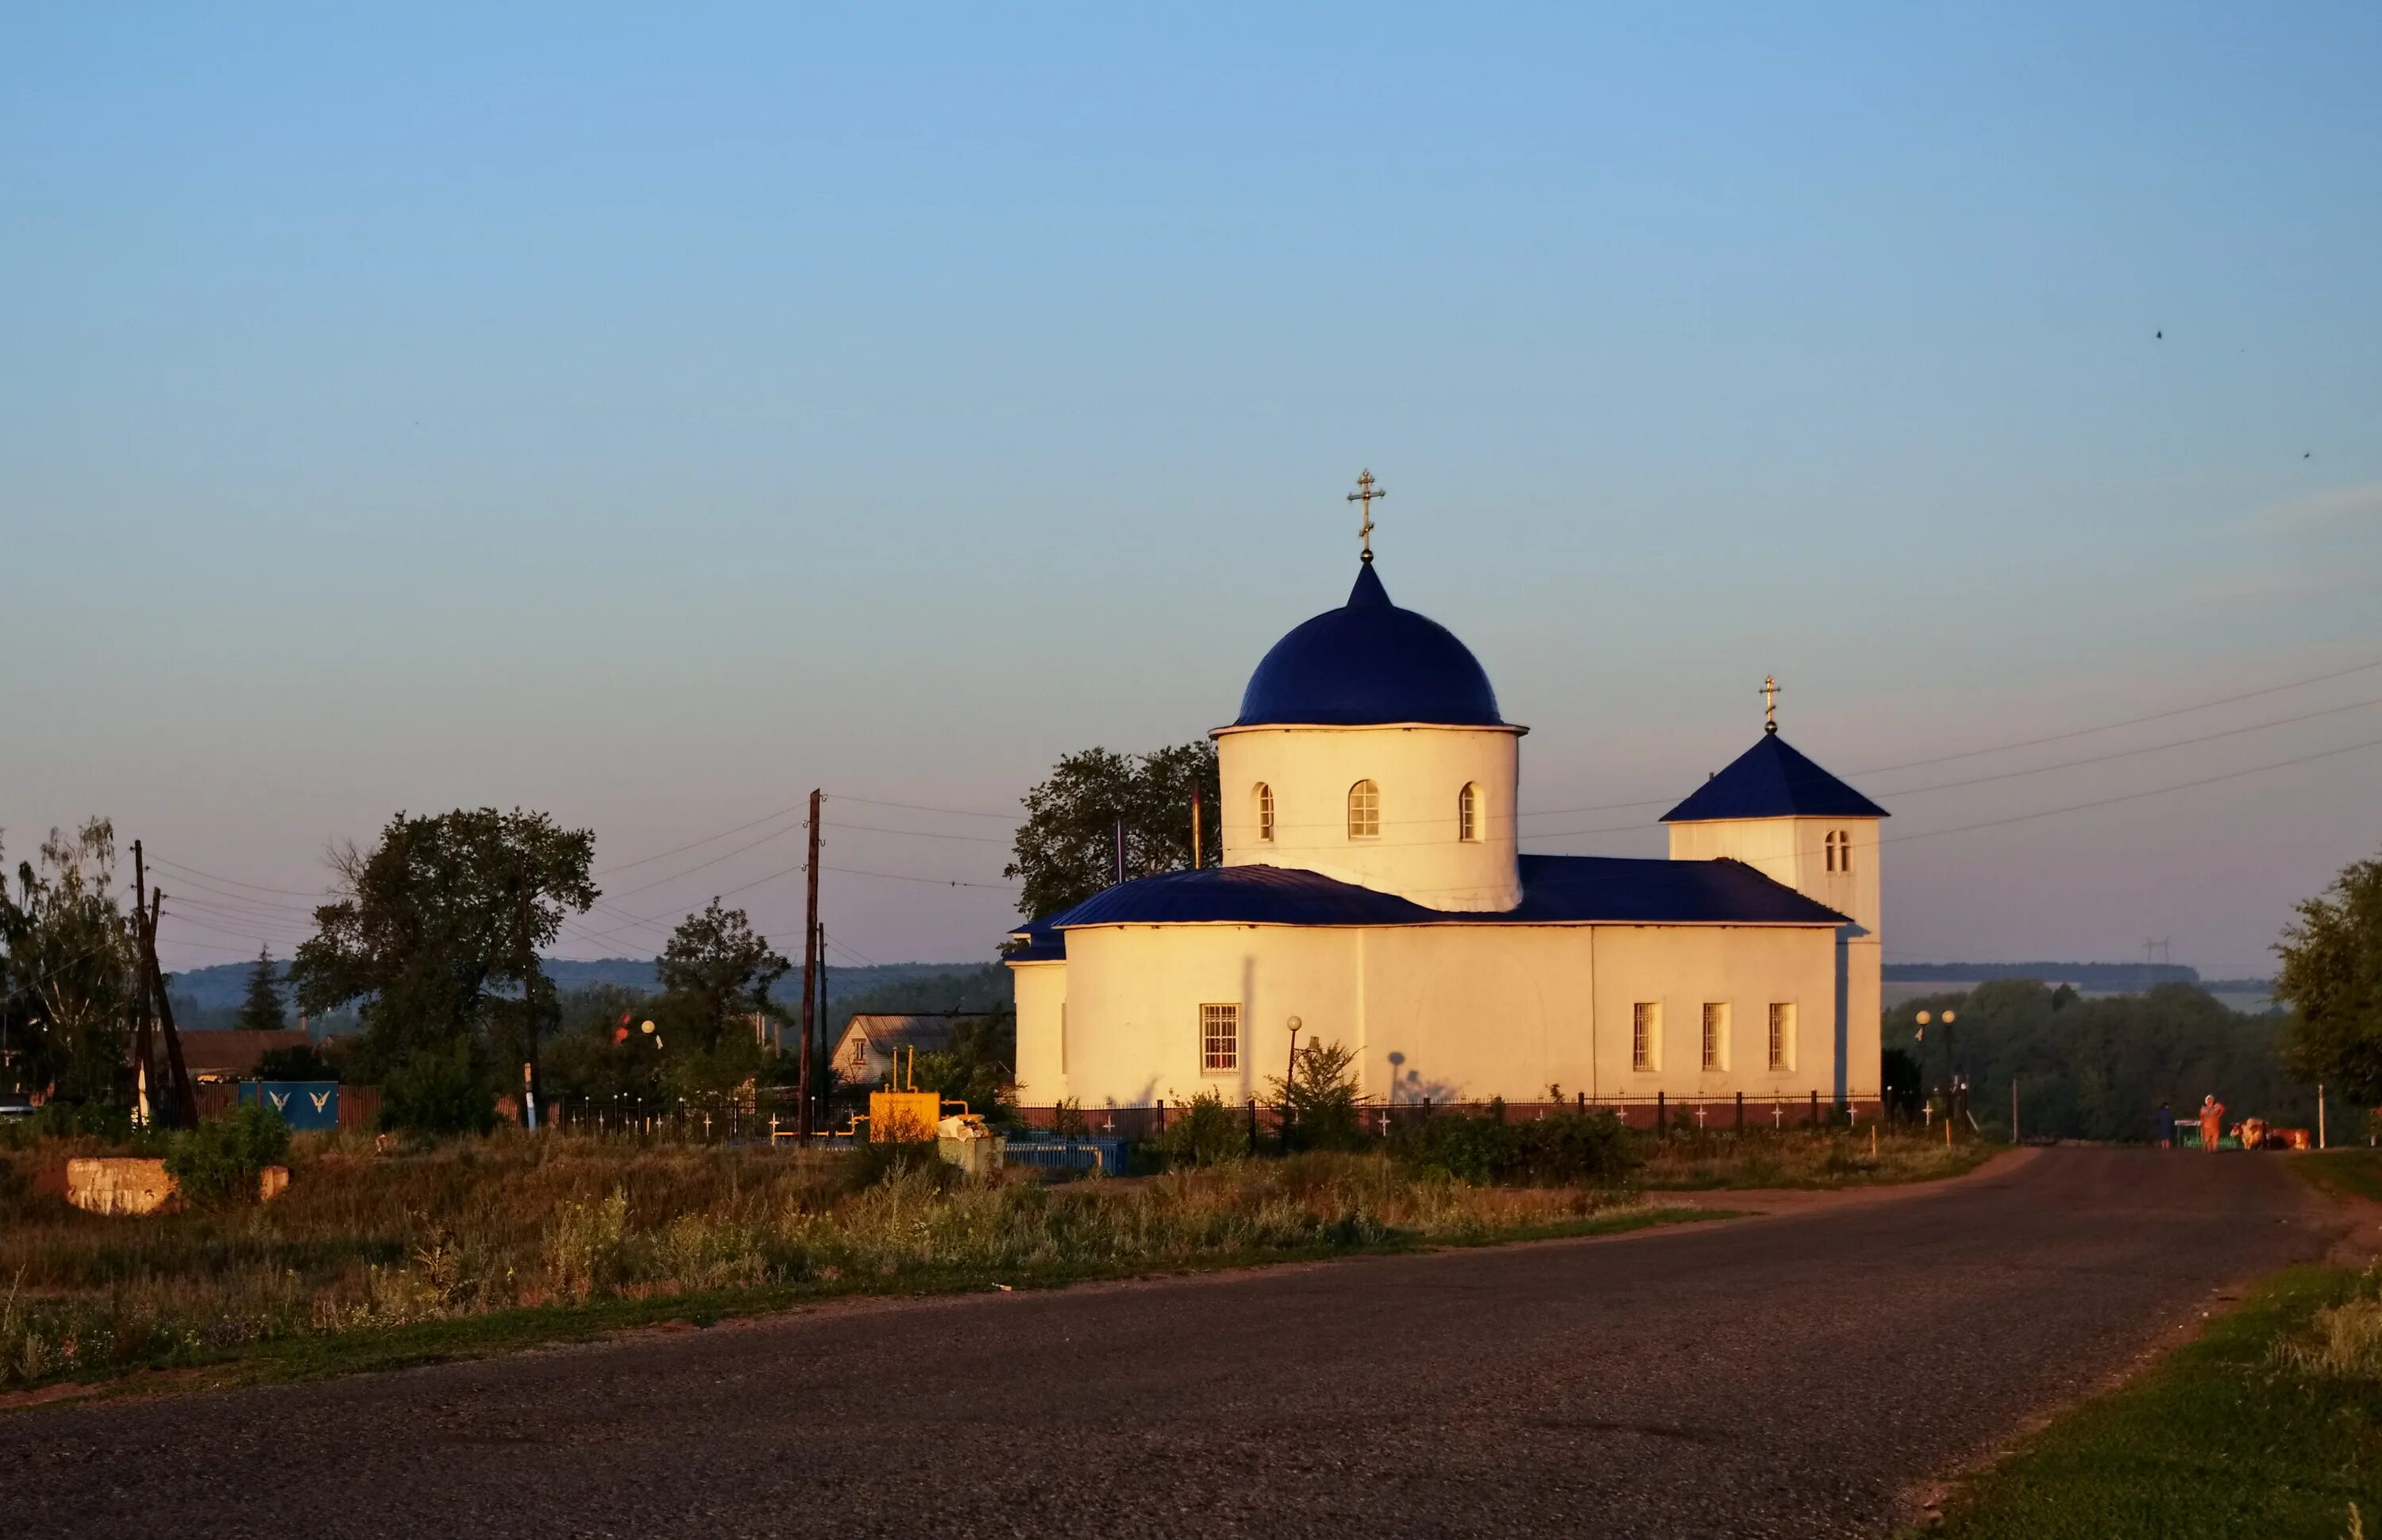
831,1012,995,1087
1008,500,1887,1115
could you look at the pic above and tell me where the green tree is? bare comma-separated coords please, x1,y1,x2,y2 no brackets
236,946,287,1033
286,808,596,1103
0,820,140,1103
1004,741,1222,920
2276,851,2382,1107
1266,1038,1366,1151
906,1010,1017,1122
655,899,790,1057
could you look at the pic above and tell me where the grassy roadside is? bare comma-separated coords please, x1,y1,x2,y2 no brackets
1919,1266,2382,1538
2296,1149,2382,1207
2,1134,1759,1402
6,1199,1732,1407
1,1125,1979,1404
1919,1156,2382,1538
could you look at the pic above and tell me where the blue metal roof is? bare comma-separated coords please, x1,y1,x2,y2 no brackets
1659,732,1891,823
1004,916,1066,962
1012,854,1845,942
1232,562,1506,728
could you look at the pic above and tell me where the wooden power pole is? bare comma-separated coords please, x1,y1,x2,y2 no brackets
796,789,822,1142
130,841,157,1125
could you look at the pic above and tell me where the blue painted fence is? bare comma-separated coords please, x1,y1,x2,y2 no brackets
1002,1136,1131,1174
239,1080,340,1131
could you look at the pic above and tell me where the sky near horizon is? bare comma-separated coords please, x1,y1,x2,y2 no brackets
4,4,2378,977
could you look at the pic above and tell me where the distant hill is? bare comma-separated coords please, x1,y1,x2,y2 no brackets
166,957,1003,1030
1883,961,2210,991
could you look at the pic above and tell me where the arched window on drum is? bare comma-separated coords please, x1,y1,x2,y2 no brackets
1347,780,1381,839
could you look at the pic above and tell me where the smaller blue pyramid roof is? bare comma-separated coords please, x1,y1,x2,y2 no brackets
1660,732,1890,823
1234,562,1505,728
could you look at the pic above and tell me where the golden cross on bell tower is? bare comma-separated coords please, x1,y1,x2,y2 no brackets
1346,469,1386,563
1761,676,1781,734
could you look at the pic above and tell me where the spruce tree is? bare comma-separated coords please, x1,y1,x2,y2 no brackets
237,945,287,1033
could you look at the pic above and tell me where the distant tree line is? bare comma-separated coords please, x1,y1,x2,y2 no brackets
1885,980,2329,1143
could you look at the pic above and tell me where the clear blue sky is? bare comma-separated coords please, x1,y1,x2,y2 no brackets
4,3,2377,974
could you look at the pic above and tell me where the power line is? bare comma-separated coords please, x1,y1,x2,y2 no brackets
603,818,806,899
1514,653,2382,821
148,857,331,899
1879,733,2382,849
828,793,1018,822
1524,696,2382,841
823,864,1018,891
593,803,810,876
824,820,1013,845
1860,653,2382,776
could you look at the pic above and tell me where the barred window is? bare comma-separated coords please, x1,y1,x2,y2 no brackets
1632,1002,1660,1072
1459,782,1482,841
1702,1002,1729,1071
1347,780,1381,839
1201,1003,1239,1074
1255,783,1275,842
1769,1003,1795,1070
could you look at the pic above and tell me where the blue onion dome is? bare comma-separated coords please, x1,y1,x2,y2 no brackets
1234,562,1505,727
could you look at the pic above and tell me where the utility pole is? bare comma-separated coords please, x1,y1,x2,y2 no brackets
1190,779,1204,870
815,919,830,1129
516,872,544,1133
1112,816,1126,886
130,841,156,1126
797,789,822,1143
145,891,197,1128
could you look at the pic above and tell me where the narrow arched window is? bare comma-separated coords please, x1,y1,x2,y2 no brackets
1255,783,1274,842
1836,830,1852,876
1825,830,1839,872
1347,780,1380,839
1459,782,1482,842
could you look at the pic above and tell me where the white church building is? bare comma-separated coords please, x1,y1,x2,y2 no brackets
1008,541,1888,1121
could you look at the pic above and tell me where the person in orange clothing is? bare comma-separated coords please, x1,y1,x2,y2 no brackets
2199,1094,2226,1152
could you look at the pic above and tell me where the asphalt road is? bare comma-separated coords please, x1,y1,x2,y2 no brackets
2,1149,2342,1540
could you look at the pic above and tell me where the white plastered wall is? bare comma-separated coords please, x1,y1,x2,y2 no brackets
1666,815,1882,1107
1040,919,1848,1109
1008,959,1068,1106
1212,723,1524,911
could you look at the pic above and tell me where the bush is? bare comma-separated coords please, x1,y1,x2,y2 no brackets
382,1041,496,1134
838,1138,953,1195
1391,1108,1638,1187
1158,1091,1247,1167
164,1105,291,1206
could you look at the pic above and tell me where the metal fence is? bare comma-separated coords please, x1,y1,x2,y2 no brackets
1016,1091,1885,1141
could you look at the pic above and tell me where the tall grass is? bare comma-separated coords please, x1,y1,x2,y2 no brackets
2272,1264,2382,1381
0,1136,1646,1388
1635,1126,1991,1189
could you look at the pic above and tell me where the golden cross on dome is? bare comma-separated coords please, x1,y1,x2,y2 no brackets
1346,469,1386,562
1761,675,1781,733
